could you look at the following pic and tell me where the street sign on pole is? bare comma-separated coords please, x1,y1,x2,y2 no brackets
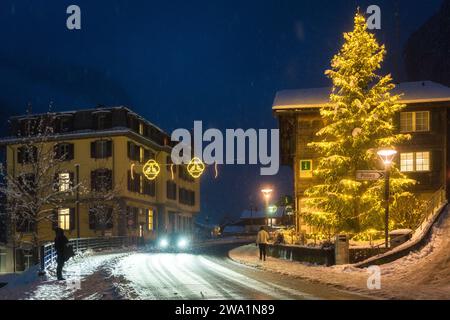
356,170,385,181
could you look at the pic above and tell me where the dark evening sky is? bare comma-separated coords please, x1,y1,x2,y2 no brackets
0,0,444,223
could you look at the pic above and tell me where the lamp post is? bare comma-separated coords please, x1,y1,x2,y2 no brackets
261,188,273,228
377,149,397,249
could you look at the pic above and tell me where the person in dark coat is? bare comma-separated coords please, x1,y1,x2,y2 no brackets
54,228,68,280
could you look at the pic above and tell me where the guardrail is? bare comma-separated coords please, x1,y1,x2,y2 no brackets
40,236,136,271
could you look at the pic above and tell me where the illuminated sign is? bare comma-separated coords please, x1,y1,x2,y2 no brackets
300,160,313,178
143,160,160,181
187,157,205,179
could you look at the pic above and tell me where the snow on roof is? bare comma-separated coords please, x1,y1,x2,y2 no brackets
273,81,450,110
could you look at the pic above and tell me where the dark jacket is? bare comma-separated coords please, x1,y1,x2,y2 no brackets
55,234,69,257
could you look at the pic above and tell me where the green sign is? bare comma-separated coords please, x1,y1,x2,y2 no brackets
301,160,312,171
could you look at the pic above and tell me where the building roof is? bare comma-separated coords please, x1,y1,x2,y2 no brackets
240,207,287,219
273,81,450,111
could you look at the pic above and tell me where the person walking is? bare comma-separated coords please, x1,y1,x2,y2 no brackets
256,226,269,261
54,227,68,281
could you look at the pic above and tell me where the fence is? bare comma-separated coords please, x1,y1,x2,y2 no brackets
40,236,136,271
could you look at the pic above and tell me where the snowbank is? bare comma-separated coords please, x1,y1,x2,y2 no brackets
229,209,450,301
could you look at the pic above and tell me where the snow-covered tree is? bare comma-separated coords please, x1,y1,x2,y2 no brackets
303,12,415,234
0,115,81,263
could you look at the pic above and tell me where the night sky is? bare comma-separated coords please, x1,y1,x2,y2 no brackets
0,0,444,223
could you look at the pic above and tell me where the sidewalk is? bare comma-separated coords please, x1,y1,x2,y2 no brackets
229,236,450,300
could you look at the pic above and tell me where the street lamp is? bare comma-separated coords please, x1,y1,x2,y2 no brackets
377,148,397,249
261,188,273,228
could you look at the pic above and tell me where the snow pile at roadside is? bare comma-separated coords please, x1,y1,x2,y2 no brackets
0,250,133,300
229,208,450,300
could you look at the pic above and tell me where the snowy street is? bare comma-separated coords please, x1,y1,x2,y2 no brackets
0,244,367,300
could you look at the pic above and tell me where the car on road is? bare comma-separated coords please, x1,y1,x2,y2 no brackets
154,233,192,252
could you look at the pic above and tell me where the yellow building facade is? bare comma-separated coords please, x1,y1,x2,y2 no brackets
1,107,200,254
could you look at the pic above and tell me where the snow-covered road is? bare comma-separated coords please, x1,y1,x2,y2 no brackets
110,249,368,300
0,245,368,300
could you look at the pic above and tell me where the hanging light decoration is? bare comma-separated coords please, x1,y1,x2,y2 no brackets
143,159,161,181
187,157,205,179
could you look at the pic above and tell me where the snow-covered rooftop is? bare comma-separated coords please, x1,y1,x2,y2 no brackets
273,81,450,110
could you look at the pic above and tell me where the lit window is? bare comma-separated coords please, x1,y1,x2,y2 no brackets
415,112,429,132
400,111,429,132
400,153,414,172
59,173,71,192
415,152,430,171
58,208,70,230
148,209,154,231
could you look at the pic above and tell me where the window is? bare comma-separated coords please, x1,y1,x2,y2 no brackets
166,181,177,200
127,142,141,161
299,160,313,178
91,169,112,191
400,153,414,172
143,178,156,196
415,152,430,171
400,111,430,132
95,112,112,130
58,208,71,231
17,146,37,164
58,173,71,192
179,188,195,206
58,116,73,133
91,140,112,159
400,152,430,172
54,143,74,161
147,209,154,231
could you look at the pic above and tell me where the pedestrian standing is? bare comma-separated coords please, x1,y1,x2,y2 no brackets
256,226,269,261
54,227,68,281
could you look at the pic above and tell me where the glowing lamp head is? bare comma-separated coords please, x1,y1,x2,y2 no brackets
377,149,397,166
261,188,273,200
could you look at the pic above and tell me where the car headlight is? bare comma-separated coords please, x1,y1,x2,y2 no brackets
159,238,169,248
177,238,188,249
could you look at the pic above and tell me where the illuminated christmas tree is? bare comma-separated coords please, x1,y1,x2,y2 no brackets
303,12,415,234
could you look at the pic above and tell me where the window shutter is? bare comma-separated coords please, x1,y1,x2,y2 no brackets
133,209,138,230
91,170,97,191
53,145,60,159
106,141,113,157
52,210,58,230
91,142,96,158
69,172,75,188
89,208,96,230
107,169,113,190
17,147,24,164
106,208,114,229
127,142,132,159
68,144,75,160
69,208,76,230
53,173,59,192
127,170,132,191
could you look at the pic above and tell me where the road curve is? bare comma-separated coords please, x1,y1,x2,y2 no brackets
111,244,369,300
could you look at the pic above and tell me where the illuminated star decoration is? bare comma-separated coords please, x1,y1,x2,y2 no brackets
130,163,136,180
143,159,161,181
187,157,205,179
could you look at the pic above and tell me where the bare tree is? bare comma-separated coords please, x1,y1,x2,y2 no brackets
82,169,122,237
0,115,81,264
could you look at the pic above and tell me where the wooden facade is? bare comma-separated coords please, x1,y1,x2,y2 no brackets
273,81,450,232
